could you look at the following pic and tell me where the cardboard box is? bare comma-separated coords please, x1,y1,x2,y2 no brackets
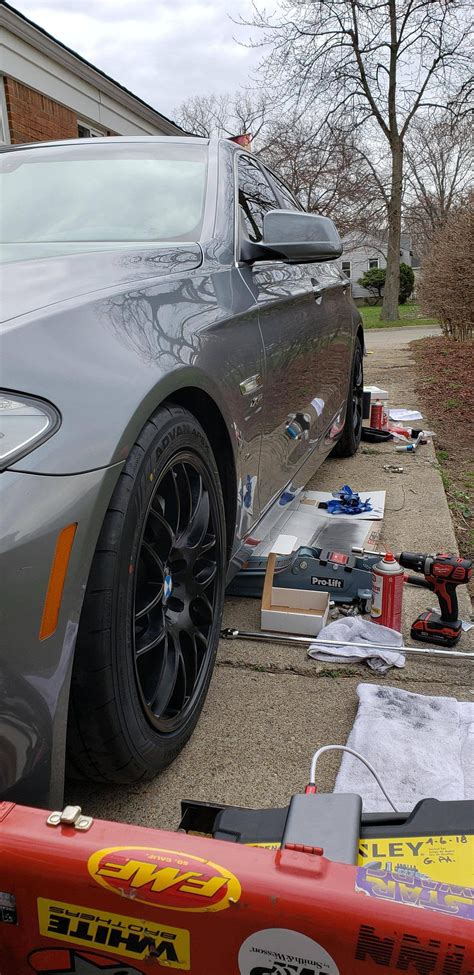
261,534,330,636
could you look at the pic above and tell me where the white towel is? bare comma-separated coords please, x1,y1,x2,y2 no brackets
334,683,474,811
308,617,405,673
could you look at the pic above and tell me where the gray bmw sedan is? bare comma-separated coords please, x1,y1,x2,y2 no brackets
0,136,363,806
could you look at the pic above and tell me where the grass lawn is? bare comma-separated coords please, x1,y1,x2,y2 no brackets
360,302,439,329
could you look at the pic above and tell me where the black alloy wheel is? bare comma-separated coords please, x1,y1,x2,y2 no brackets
68,405,226,784
133,455,219,732
332,337,364,457
351,343,364,443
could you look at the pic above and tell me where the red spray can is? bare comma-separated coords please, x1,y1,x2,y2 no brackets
370,399,384,429
370,552,404,632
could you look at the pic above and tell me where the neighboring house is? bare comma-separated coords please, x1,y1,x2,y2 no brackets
0,0,184,145
341,231,420,300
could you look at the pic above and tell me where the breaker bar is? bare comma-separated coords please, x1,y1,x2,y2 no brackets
220,627,473,659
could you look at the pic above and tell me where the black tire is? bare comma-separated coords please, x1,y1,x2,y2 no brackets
67,404,226,784
331,337,364,458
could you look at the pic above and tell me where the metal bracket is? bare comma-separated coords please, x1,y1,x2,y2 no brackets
46,805,93,831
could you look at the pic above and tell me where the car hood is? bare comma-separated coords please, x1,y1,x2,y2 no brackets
0,242,203,324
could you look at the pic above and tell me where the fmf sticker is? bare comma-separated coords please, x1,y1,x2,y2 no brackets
37,898,190,969
87,846,241,913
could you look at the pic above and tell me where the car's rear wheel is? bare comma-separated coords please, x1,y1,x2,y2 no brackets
331,337,363,458
67,405,226,783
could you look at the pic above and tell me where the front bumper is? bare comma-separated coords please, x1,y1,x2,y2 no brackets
0,464,122,807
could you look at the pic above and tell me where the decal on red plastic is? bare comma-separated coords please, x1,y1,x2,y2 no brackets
354,924,468,971
37,898,189,969
238,928,339,975
28,947,144,973
0,890,17,924
356,862,474,920
87,845,241,912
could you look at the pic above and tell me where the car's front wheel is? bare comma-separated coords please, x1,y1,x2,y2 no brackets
67,405,226,783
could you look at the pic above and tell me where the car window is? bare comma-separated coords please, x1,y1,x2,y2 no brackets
238,156,280,243
266,170,302,212
0,142,208,248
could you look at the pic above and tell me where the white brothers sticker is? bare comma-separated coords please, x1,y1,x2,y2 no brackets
238,927,339,975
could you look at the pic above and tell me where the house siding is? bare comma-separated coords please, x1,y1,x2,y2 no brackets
341,234,414,299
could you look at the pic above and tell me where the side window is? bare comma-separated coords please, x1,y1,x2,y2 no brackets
267,170,302,212
238,156,279,243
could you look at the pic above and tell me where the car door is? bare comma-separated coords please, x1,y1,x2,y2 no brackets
237,155,341,512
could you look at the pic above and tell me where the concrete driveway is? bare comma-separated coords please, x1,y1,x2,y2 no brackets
70,324,472,830
366,325,440,349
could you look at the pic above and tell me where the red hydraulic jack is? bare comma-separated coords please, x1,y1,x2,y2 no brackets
1,797,473,974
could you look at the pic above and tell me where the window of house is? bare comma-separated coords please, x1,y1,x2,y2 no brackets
341,260,351,277
238,156,280,243
368,257,379,269
77,121,105,138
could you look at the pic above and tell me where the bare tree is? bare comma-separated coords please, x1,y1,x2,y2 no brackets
242,1,473,320
404,113,474,258
177,91,386,237
176,91,274,145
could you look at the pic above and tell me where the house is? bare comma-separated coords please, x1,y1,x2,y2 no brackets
341,231,420,300
0,0,184,145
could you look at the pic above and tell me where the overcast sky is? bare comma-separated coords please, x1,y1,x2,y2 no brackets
12,0,265,122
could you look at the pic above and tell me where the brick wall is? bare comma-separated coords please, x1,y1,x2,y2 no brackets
3,77,78,143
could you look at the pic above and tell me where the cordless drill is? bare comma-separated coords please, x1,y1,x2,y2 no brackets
399,552,472,647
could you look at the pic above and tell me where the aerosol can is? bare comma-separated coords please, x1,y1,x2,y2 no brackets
370,552,404,631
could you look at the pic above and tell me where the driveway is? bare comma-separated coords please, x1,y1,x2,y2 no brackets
366,324,440,349
70,325,472,829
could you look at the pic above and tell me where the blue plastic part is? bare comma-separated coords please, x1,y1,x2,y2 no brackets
327,485,372,516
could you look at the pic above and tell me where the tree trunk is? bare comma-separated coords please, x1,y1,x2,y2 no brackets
381,142,403,321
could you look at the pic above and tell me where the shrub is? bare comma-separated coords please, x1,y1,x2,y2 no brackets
399,262,415,303
418,198,473,340
358,263,415,305
358,267,385,304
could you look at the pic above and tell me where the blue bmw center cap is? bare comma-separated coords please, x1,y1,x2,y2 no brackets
164,572,173,602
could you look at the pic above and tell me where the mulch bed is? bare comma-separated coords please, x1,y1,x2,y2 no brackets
411,336,474,576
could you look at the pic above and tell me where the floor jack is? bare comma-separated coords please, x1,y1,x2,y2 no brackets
2,753,473,975
228,545,379,608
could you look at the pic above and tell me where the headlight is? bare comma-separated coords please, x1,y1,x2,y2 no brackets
0,392,60,470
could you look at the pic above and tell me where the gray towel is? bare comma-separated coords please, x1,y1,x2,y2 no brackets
308,616,405,673
334,683,474,811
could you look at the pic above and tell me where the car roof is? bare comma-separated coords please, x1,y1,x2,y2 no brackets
0,136,256,157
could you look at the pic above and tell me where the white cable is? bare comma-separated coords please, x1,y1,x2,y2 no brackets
309,744,399,813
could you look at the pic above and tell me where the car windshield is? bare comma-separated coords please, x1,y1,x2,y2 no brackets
0,142,208,246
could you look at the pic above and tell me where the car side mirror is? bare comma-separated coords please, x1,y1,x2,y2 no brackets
241,210,343,264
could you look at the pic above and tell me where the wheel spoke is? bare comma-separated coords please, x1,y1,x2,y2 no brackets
150,631,180,717
160,468,181,536
175,463,193,535
194,558,217,589
135,543,164,620
135,609,166,657
146,507,174,560
188,485,210,549
190,592,214,626
135,583,164,621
